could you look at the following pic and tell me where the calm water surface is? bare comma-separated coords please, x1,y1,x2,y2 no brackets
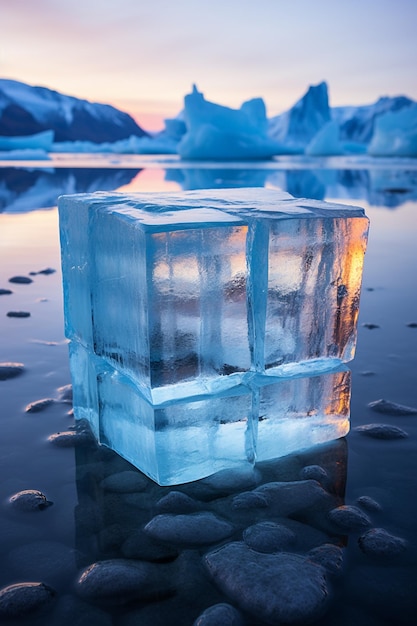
0,156,416,625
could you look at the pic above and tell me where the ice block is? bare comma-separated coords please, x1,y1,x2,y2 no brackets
59,188,368,485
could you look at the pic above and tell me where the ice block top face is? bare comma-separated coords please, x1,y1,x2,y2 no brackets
59,187,367,224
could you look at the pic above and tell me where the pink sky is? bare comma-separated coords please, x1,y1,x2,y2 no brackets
1,0,416,132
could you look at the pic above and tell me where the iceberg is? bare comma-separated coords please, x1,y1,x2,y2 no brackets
178,86,286,160
58,188,369,485
367,103,417,157
0,129,54,151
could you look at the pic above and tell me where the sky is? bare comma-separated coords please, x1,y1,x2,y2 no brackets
1,0,416,131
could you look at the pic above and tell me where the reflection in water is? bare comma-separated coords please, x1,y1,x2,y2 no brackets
74,437,347,622
2,164,417,212
0,167,141,213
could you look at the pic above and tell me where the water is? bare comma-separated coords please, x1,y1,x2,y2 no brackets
0,155,416,625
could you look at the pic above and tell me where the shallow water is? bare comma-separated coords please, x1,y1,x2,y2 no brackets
0,156,416,625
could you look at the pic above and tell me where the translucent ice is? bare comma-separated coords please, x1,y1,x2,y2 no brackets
59,188,368,485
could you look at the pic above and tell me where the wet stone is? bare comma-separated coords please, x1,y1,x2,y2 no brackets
243,521,297,553
9,275,33,284
0,362,24,380
0,288,13,295
144,512,234,546
75,558,166,604
355,423,409,439
56,383,73,403
30,267,56,275
358,528,407,558
193,602,244,626
156,490,202,514
100,470,148,493
407,322,417,328
204,542,329,626
9,489,53,512
308,544,345,576
252,480,331,517
48,430,95,448
0,582,55,618
25,397,55,413
231,490,269,510
6,310,31,318
367,398,417,415
357,495,382,512
328,505,372,532
362,323,380,329
300,465,328,483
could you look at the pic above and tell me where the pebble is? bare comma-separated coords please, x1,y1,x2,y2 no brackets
251,479,331,516
231,490,269,510
0,582,55,618
308,544,344,576
8,275,33,284
56,383,73,403
358,528,407,558
9,489,53,512
328,505,372,532
356,495,382,512
144,512,234,545
243,521,296,553
300,465,328,483
362,323,380,329
25,398,55,413
6,310,31,317
359,371,375,376
100,470,148,493
406,322,417,328
193,603,244,626
196,466,262,495
156,490,202,514
48,430,95,447
29,267,56,275
0,288,13,295
367,398,417,415
204,542,329,625
0,362,25,380
75,559,165,604
354,423,409,439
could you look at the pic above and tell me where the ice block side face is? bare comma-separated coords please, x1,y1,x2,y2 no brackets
97,369,254,485
255,368,351,462
263,216,369,373
148,225,250,390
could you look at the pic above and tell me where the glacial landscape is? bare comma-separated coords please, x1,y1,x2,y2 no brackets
0,78,416,625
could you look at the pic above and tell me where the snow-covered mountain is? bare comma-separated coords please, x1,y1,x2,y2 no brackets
0,79,148,143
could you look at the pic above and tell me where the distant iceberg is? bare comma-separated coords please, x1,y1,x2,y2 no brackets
0,129,54,151
368,104,417,157
177,85,289,160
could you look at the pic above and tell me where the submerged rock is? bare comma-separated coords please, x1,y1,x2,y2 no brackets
30,267,56,275
252,480,330,516
358,528,407,558
144,512,234,545
193,602,244,626
0,362,24,380
328,505,372,532
308,544,345,576
0,288,13,295
204,542,329,625
48,430,95,447
367,399,417,415
356,495,382,512
243,521,296,553
100,470,148,493
0,582,55,618
355,424,409,439
75,559,165,604
25,398,55,413
9,489,53,512
56,383,73,403
231,490,269,510
300,465,328,483
156,491,202,514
